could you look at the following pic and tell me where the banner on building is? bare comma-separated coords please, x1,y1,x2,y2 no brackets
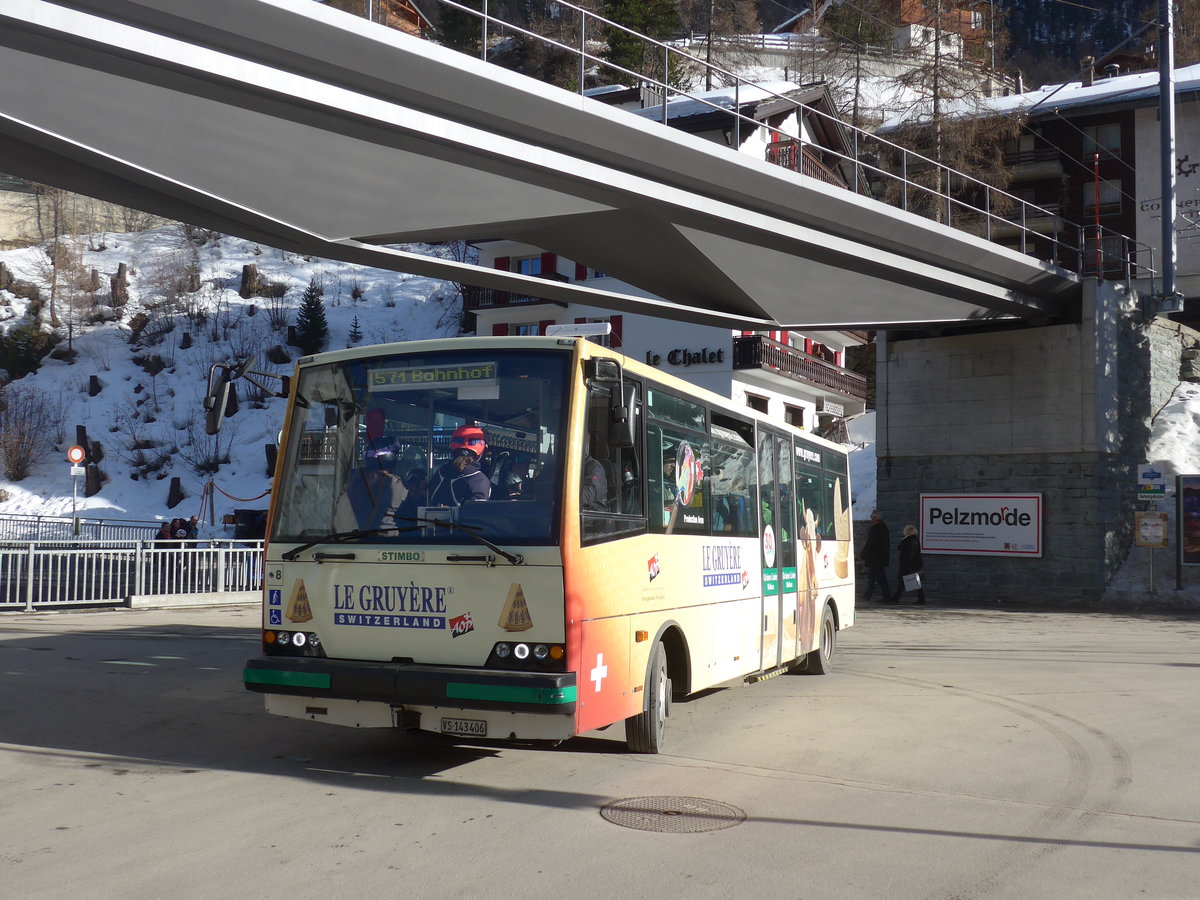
919,494,1042,557
1177,476,1200,566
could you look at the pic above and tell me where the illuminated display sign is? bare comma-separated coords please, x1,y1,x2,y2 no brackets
369,362,497,391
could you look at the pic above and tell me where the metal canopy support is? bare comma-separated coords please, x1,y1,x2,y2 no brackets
0,0,1084,330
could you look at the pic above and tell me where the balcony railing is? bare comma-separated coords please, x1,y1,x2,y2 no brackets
732,335,867,402
765,140,847,188
1003,147,1061,167
463,284,567,309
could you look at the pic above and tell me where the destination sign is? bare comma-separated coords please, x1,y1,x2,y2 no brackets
369,361,497,392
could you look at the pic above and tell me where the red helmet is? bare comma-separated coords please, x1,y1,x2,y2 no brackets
450,425,486,458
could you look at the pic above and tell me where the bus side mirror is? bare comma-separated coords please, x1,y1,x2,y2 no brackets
203,365,234,435
204,377,233,435
585,358,621,383
610,383,636,448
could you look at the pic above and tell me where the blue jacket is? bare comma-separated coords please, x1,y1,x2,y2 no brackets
427,459,491,507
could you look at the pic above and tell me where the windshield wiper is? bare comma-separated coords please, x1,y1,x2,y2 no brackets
279,517,525,566
280,526,418,561
390,515,525,566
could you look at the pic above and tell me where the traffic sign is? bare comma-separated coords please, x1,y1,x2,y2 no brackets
67,445,86,464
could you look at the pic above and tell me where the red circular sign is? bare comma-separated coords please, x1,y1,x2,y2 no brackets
67,445,86,464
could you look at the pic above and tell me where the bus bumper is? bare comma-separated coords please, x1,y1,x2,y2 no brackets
243,656,577,716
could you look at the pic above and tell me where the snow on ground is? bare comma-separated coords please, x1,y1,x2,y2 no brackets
4,226,1198,602
847,409,876,517
1104,383,1200,605
0,227,460,533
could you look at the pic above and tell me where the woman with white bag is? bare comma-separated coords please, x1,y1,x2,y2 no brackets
891,524,926,605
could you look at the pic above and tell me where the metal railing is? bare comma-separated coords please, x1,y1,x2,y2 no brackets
0,513,159,542
732,336,868,401
0,539,264,610
430,0,1156,291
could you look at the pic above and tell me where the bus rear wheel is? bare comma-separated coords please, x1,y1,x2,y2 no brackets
626,641,670,753
801,604,836,675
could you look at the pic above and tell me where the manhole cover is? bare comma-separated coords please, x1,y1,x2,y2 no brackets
599,796,746,833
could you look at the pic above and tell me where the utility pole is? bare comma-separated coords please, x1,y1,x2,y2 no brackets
1160,0,1182,310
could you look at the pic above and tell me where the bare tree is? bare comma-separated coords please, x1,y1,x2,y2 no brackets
0,383,61,480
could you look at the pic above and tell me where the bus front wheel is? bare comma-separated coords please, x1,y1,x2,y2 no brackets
801,605,836,675
626,641,670,753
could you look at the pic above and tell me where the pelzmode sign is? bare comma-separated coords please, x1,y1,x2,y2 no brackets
920,494,1043,557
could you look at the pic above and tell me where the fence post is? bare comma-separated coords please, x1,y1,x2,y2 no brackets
25,543,35,612
216,543,227,594
135,540,146,596
578,9,585,95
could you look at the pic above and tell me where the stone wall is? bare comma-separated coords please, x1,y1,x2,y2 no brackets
872,281,1193,605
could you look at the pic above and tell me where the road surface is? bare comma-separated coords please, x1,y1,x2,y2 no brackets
2,603,1197,899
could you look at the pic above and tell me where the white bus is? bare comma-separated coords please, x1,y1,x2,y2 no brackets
238,336,855,752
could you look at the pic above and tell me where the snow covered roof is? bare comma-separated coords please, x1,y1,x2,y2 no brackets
630,81,803,124
878,63,1200,133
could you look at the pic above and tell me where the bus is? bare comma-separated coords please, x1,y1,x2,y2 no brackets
239,335,855,753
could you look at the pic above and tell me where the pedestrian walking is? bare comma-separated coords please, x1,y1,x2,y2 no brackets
891,524,926,604
861,509,893,602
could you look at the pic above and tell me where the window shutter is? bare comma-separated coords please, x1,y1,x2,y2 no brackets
575,263,587,281
540,253,557,276
804,338,814,355
539,319,555,335
494,256,510,270
575,316,586,324
610,315,623,347
492,323,508,336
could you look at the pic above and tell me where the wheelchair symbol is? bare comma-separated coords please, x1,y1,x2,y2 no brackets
269,610,282,626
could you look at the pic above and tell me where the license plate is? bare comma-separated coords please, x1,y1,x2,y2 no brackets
441,717,487,737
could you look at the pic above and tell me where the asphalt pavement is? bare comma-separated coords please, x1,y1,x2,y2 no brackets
1,601,1198,899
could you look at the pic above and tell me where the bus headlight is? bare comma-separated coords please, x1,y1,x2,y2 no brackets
485,641,565,671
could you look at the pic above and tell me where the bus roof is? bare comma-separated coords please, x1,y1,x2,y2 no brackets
292,336,848,455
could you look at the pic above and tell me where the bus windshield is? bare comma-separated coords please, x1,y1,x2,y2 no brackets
271,347,569,546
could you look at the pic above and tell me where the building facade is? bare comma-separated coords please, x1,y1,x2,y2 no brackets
465,239,869,438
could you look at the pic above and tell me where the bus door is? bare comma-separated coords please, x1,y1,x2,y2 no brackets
776,435,798,663
794,449,824,655
757,430,797,670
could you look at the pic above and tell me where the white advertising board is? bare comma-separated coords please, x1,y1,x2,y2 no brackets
920,494,1043,557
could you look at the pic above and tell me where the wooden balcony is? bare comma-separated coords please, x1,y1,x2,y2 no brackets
732,335,867,402
765,139,847,189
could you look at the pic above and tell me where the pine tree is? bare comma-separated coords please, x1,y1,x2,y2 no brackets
602,0,682,81
295,276,328,356
436,0,483,56
348,315,362,345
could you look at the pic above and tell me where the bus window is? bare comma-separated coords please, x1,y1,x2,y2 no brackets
648,423,708,535
777,437,796,571
795,460,825,538
758,438,777,561
582,377,645,543
271,348,568,545
709,422,755,537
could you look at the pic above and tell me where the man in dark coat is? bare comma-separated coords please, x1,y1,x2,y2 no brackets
892,524,926,604
427,425,491,507
861,509,893,603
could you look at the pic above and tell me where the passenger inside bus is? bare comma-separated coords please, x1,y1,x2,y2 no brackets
581,432,609,511
427,425,492,507
335,453,407,531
